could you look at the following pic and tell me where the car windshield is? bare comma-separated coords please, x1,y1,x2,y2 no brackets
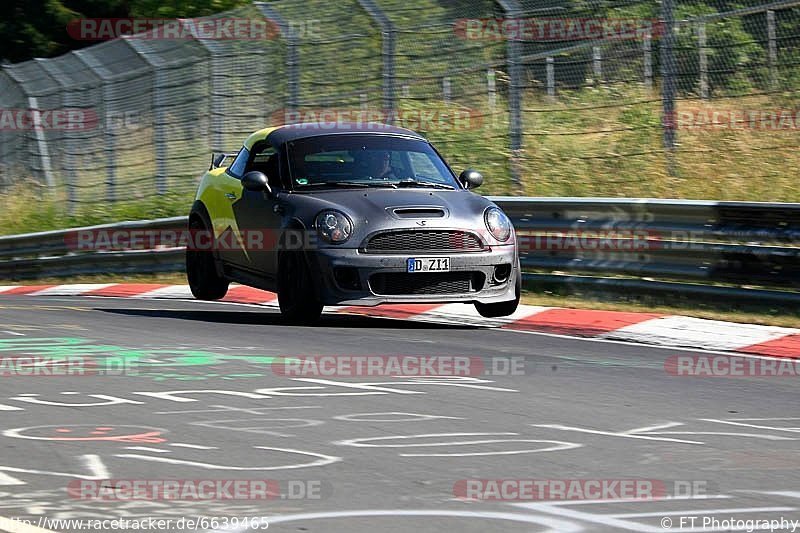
286,134,460,190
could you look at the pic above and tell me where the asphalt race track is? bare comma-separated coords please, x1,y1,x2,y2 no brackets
0,294,798,533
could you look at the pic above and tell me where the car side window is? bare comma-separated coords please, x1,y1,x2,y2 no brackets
227,148,249,178
247,146,282,190
407,151,440,178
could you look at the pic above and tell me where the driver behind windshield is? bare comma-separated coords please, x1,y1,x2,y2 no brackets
355,150,398,180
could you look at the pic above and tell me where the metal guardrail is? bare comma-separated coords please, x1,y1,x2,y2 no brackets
0,217,187,260
1,198,798,304
494,197,800,287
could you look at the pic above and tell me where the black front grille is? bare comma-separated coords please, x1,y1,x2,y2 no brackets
370,272,484,295
364,231,484,254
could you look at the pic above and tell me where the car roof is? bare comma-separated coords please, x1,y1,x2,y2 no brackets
243,122,426,150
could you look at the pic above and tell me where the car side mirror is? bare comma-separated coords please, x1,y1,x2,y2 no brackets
459,169,483,190
242,171,273,197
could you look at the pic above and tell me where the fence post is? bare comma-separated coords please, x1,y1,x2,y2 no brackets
124,38,168,195
661,0,678,176
442,77,451,104
497,0,523,189
644,31,653,90
767,10,778,89
0,67,24,192
357,0,396,120
187,28,222,151
256,3,299,114
73,50,117,202
38,58,78,213
546,57,555,98
27,96,56,191
1,68,57,192
487,68,496,112
592,46,602,83
698,22,709,99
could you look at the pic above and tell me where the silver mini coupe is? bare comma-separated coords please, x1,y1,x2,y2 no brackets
187,123,520,323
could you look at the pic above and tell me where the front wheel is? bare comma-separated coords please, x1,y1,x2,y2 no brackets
475,275,520,318
186,216,229,300
277,251,323,324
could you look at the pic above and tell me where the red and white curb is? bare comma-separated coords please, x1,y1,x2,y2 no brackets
0,284,798,358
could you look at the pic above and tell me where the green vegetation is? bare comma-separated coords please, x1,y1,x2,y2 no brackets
2,87,800,235
2,0,799,234
0,0,250,63
0,181,189,235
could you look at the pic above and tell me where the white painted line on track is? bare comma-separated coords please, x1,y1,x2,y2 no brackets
536,494,731,506
610,506,795,518
154,405,321,415
699,419,800,434
84,455,110,479
757,491,800,498
531,424,704,445
728,417,800,421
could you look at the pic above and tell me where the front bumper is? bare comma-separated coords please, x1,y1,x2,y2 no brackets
307,245,518,306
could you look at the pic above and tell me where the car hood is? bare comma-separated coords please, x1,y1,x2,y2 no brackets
282,188,501,246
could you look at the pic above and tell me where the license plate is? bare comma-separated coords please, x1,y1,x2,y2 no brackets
407,257,450,272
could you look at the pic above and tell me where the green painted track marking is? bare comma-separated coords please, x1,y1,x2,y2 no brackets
0,337,290,381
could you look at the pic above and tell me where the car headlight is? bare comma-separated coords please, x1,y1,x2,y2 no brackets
315,210,353,244
485,207,512,242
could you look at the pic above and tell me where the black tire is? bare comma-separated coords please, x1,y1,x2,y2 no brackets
475,273,520,318
186,215,229,300
277,251,323,324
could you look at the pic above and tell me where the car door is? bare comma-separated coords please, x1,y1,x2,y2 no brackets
212,148,249,268
229,144,284,279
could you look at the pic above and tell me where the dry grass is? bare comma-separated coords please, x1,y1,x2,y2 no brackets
516,89,800,200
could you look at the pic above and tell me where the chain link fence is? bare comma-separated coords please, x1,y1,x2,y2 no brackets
1,0,799,213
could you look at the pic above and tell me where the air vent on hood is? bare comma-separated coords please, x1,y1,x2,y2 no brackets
391,207,446,218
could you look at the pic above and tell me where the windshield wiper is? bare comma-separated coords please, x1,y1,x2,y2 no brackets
396,180,455,190
299,181,373,189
